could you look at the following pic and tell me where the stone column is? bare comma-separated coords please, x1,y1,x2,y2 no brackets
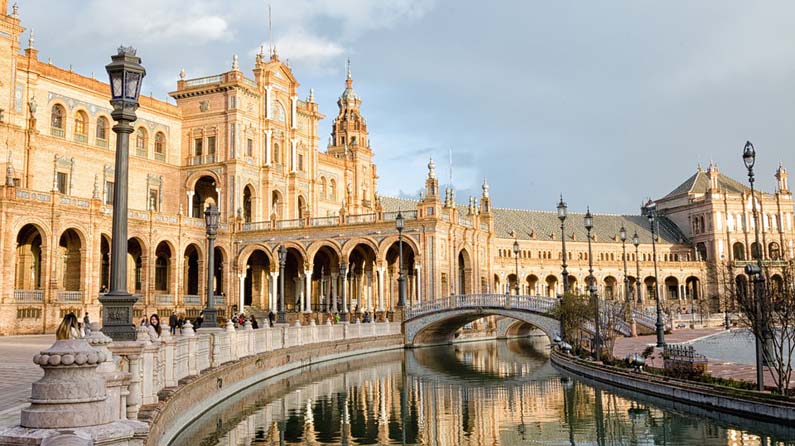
377,266,385,311
238,273,245,311
187,191,194,217
339,264,348,320
366,269,373,311
304,269,312,313
216,187,222,216
415,264,422,304
270,271,278,310
331,272,339,313
264,129,272,166
290,139,297,173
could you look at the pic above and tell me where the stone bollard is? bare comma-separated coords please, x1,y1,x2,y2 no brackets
22,339,112,428
182,320,196,337
86,323,128,421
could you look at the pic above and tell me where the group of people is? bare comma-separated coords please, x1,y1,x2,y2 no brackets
232,313,259,329
55,312,92,340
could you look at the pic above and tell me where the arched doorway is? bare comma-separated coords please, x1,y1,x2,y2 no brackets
213,247,224,297
493,274,501,295
271,190,283,219
735,275,749,301
245,250,270,308
282,247,305,312
15,224,44,291
567,275,578,294
526,274,539,295
297,195,306,220
604,276,617,299
127,238,145,294
507,274,518,295
769,242,781,261
192,176,218,218
349,243,378,312
312,246,340,312
154,242,172,293
733,242,746,261
243,185,253,223
695,242,708,261
545,275,558,297
685,276,700,301
457,250,472,295
770,274,784,294
665,276,679,301
644,276,657,301
100,235,110,292
183,244,201,296
58,229,82,292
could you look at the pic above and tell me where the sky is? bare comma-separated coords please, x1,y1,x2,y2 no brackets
16,1,795,215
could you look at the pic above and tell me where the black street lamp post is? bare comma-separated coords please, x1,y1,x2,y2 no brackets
633,232,641,305
99,47,145,341
277,245,286,324
513,239,520,295
643,200,665,347
584,207,601,359
620,226,630,318
202,204,220,328
396,211,407,307
742,140,766,391
558,196,569,294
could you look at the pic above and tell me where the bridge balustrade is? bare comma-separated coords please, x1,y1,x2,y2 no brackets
405,294,559,319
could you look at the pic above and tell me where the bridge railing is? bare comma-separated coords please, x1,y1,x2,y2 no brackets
405,294,559,319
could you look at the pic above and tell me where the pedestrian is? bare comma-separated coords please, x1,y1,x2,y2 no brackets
334,313,340,323
268,311,275,327
56,312,81,340
195,311,204,329
250,314,259,329
148,314,162,339
169,311,178,336
83,312,91,334
177,314,185,334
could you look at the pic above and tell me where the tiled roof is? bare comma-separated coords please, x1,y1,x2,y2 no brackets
379,196,687,245
663,169,751,199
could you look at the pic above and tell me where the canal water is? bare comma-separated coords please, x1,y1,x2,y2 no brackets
171,338,795,445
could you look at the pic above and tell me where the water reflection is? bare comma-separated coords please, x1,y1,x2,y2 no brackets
171,337,795,446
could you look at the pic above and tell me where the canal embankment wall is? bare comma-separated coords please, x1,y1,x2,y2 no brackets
550,349,795,423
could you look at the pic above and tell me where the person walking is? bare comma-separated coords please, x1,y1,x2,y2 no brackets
83,312,91,334
169,311,178,336
195,311,204,329
249,314,259,329
268,311,275,327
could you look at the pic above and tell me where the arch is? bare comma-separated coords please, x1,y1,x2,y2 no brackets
734,275,749,301
319,176,327,198
183,244,202,296
347,242,379,311
526,274,539,295
733,242,746,261
750,242,761,260
185,170,221,191
272,101,286,123
566,275,578,294
50,104,65,131
154,241,173,292
57,228,84,291
154,131,166,157
99,234,111,292
307,240,343,262
644,276,658,300
135,127,148,154
544,275,558,298
685,276,700,300
493,274,501,294
457,249,473,295
15,224,45,290
213,246,224,297
297,195,306,220
271,189,283,218
311,245,341,312
281,245,307,312
245,249,271,308
273,142,280,164
342,237,379,260
695,242,708,261
237,243,274,271
603,275,618,299
192,176,218,218
96,116,109,143
329,178,337,201
127,237,145,293
378,234,420,263
664,276,679,300
243,184,254,223
507,274,518,294
406,308,560,347
770,274,784,294
769,242,781,261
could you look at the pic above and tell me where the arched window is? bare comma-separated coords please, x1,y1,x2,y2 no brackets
319,177,327,198
769,242,781,260
96,116,109,146
329,179,337,200
154,132,166,160
50,104,65,137
155,256,168,291
135,128,147,157
732,242,746,261
73,110,88,142
271,101,286,123
273,143,280,164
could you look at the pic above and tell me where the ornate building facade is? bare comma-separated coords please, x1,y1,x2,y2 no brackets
0,4,792,334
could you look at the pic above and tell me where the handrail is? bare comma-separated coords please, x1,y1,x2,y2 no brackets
405,294,558,319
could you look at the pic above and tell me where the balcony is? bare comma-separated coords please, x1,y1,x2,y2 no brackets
95,138,108,148
188,154,216,166
242,221,272,231
239,210,421,233
310,216,339,227
14,290,43,303
73,134,87,144
347,213,376,224
50,127,65,138
57,291,83,303
183,295,201,306
154,152,165,162
214,295,225,306
184,74,223,87
275,218,303,229
156,294,175,306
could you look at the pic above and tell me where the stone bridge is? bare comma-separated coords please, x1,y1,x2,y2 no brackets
403,294,562,347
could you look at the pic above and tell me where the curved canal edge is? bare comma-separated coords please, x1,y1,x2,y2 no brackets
550,349,795,424
147,334,403,446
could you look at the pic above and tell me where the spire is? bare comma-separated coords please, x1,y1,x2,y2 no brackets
179,68,185,80
232,54,239,71
308,87,315,102
11,2,18,18
776,161,789,193
346,57,352,82
482,178,489,198
427,156,436,179
340,57,358,101
27,29,34,49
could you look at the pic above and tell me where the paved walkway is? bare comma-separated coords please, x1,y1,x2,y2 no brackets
0,335,53,428
613,328,789,389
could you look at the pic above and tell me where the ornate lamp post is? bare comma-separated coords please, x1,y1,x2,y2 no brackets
633,231,641,305
512,239,520,295
620,226,630,317
277,245,286,324
643,200,665,347
584,207,601,359
396,211,407,307
202,204,220,327
742,140,766,391
558,196,569,293
99,47,145,341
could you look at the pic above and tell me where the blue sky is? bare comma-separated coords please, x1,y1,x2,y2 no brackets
18,0,795,214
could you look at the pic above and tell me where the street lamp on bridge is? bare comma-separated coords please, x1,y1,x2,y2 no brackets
277,245,287,324
512,238,520,295
620,225,630,315
99,47,145,341
643,200,665,347
202,203,220,328
632,231,641,305
396,211,406,307
557,195,569,294
584,207,601,359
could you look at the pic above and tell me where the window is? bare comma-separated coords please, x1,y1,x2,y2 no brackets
50,105,65,137
329,179,336,200
104,181,114,205
298,153,304,171
246,138,253,157
155,257,168,291
56,172,68,194
135,128,147,156
96,117,108,146
154,132,165,159
229,96,236,109
149,189,159,211
194,138,203,156
74,111,88,142
207,136,216,155
273,143,280,163
319,177,326,197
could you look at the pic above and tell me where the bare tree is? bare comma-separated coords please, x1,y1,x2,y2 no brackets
599,299,628,359
734,261,795,395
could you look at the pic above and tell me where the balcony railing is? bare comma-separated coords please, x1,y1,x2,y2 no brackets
154,152,165,162
183,295,201,305
310,216,339,227
242,221,272,231
14,290,43,303
188,154,216,166
156,294,175,306
184,74,223,87
239,210,422,232
57,291,83,303
275,218,303,229
73,134,87,144
50,127,65,138
383,210,418,221
214,295,225,306
135,147,147,158
347,213,376,224
95,138,108,148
